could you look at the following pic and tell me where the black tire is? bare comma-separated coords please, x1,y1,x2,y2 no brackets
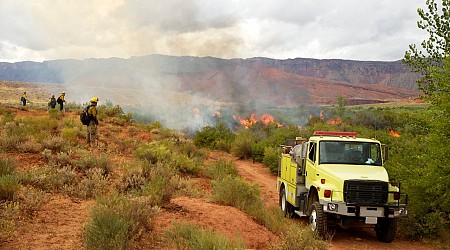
309,201,328,239
375,218,398,243
280,188,294,218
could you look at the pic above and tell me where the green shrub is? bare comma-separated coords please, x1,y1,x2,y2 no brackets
215,138,232,152
117,171,146,194
0,201,19,242
205,159,238,180
20,116,59,135
73,153,113,176
0,135,23,152
139,163,178,206
19,186,49,217
171,139,208,160
262,147,279,174
67,168,109,199
0,218,15,242
48,109,63,119
61,127,79,141
64,101,82,111
169,154,203,177
175,177,204,198
194,122,235,150
42,150,72,167
41,136,68,152
211,176,263,214
0,158,16,176
84,194,158,250
134,142,171,164
164,221,245,250
231,129,255,159
16,140,43,153
19,165,78,192
0,175,19,201
0,108,15,125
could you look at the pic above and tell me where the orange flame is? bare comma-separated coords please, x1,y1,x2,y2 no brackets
329,117,342,125
389,128,400,137
234,112,283,128
233,113,258,128
213,111,221,117
260,113,283,127
260,113,275,124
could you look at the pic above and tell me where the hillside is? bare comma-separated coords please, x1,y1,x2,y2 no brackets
0,100,433,249
0,56,421,108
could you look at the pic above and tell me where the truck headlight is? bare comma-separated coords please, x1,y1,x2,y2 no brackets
327,203,338,211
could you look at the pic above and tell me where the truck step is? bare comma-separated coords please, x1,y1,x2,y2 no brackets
295,210,307,217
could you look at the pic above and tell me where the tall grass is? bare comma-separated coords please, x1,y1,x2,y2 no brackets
211,176,263,218
0,175,19,201
205,159,238,180
269,225,329,250
0,158,16,176
0,158,19,201
73,153,113,176
19,165,78,192
84,194,158,250
164,221,245,250
231,129,255,159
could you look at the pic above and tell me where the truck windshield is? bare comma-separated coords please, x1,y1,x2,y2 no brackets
319,141,382,166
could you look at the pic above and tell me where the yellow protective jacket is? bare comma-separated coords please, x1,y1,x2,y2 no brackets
87,105,98,123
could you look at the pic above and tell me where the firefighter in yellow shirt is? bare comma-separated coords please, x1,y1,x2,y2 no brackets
87,97,99,145
21,92,27,106
57,91,66,111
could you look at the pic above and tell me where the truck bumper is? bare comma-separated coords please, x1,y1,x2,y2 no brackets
321,200,407,218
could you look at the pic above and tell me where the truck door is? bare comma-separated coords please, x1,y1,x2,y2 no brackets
305,142,317,187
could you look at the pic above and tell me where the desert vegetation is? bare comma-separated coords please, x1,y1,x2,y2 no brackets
0,101,331,249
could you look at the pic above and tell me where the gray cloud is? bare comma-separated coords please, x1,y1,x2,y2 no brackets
0,0,428,62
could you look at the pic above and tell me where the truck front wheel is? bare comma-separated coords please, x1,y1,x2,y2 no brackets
309,201,328,239
375,218,398,243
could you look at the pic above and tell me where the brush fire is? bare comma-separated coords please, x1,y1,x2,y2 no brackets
329,117,342,125
233,113,282,128
389,128,401,137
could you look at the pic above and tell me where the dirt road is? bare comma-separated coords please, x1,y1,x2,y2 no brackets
208,151,432,250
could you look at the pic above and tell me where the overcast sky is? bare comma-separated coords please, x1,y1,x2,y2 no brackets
0,0,428,63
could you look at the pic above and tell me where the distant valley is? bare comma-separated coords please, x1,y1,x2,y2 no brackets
0,55,421,129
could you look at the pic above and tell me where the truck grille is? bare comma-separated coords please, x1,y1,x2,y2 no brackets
344,180,388,206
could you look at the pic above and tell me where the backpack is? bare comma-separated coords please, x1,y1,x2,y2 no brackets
80,106,91,125
57,96,62,104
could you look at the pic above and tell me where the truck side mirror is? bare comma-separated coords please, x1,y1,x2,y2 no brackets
382,144,388,162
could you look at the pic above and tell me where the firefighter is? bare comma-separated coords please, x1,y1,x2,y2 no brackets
57,91,66,111
48,95,57,109
87,97,99,145
21,92,27,106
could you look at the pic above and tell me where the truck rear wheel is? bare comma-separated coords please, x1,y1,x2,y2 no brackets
280,188,294,218
375,218,397,243
309,201,328,239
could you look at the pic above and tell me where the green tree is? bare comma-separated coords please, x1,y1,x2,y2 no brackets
336,95,347,117
403,0,450,100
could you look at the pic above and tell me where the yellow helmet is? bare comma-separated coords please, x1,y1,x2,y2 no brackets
61,91,65,95
90,97,99,103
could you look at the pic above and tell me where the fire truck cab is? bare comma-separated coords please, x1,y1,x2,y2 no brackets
276,131,407,242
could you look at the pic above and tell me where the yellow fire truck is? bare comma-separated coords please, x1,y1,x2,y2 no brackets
277,131,407,242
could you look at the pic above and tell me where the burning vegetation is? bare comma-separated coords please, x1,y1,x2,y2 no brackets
389,128,401,137
233,113,282,128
